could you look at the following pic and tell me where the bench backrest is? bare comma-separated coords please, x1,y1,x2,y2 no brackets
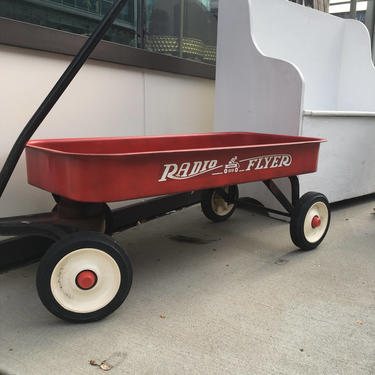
214,0,375,135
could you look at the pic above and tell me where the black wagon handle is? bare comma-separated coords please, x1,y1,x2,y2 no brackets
0,0,130,199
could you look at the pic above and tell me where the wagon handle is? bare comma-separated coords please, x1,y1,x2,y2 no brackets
0,0,130,199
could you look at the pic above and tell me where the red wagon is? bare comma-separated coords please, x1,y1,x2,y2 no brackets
16,131,330,322
0,0,330,323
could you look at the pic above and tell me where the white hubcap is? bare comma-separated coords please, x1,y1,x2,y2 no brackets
211,187,234,216
50,248,121,314
303,202,329,243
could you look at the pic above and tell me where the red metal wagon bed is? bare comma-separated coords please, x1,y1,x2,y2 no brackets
25,132,323,202
0,0,331,323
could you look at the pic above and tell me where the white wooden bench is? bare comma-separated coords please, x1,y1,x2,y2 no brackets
214,0,375,205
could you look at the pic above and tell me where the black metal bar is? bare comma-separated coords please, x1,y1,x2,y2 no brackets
0,191,202,239
350,0,358,19
137,0,146,49
289,176,300,206
0,236,54,271
0,221,73,241
0,0,130,201
258,206,290,218
238,199,291,218
263,179,294,214
0,207,104,239
110,191,203,233
179,0,185,58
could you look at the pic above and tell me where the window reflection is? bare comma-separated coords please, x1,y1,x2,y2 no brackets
1,1,374,67
145,0,218,64
0,0,218,64
0,0,137,46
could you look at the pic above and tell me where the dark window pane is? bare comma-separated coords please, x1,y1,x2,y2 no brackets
0,0,137,46
0,0,219,65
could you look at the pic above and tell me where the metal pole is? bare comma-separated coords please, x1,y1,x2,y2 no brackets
350,0,357,19
179,0,185,58
137,0,145,49
0,0,130,200
365,0,375,62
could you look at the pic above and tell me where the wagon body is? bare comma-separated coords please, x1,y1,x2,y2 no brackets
26,132,325,203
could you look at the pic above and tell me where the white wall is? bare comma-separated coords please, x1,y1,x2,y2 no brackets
0,44,215,217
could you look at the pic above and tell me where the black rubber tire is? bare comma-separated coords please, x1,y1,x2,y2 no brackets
37,231,132,323
201,185,239,222
290,192,330,250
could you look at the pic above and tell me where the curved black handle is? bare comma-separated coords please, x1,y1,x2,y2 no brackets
0,0,130,199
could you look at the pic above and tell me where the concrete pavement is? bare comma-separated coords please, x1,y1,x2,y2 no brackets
0,197,374,375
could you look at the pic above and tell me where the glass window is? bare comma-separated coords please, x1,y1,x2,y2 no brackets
0,0,137,46
0,1,373,68
144,0,218,64
0,0,218,64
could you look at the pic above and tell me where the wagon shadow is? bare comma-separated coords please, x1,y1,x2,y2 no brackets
331,193,375,212
115,206,298,286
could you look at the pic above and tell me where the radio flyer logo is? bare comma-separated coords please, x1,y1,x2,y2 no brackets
158,154,292,182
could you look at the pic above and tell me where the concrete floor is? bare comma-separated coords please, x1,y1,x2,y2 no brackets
0,197,374,375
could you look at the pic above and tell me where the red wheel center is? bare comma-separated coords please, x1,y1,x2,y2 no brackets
76,270,97,290
311,215,321,228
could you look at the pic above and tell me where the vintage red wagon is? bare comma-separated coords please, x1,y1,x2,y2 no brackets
18,131,331,322
0,0,331,323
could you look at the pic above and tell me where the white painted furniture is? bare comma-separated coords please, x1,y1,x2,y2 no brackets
214,0,375,206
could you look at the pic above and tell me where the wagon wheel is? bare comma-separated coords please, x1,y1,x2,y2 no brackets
290,192,330,250
36,232,132,322
201,185,239,222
